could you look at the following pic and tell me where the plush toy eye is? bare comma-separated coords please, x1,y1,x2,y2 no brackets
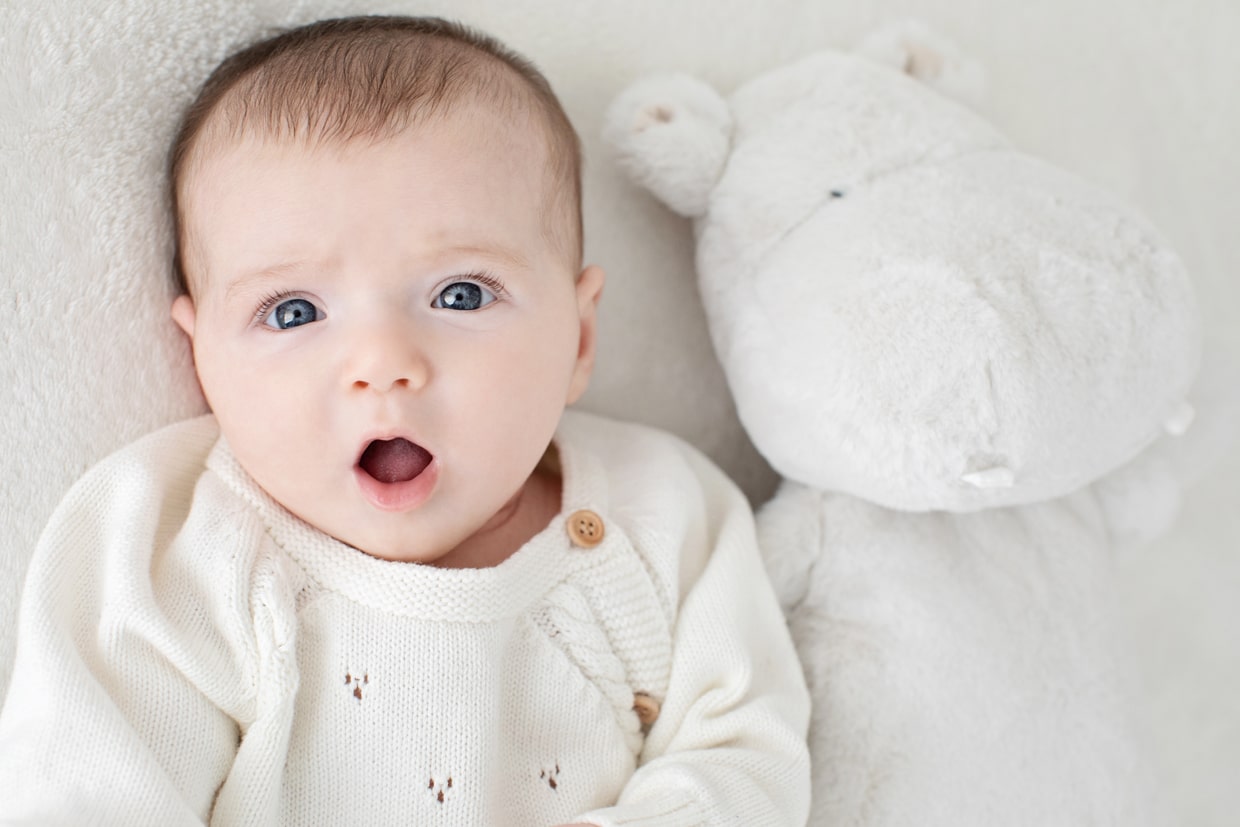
830,189,846,199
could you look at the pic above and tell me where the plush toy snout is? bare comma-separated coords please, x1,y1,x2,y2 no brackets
711,151,1200,512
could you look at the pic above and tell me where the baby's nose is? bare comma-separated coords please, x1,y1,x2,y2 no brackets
347,320,430,393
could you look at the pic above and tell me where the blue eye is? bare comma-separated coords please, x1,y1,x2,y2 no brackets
433,281,498,311
263,297,321,329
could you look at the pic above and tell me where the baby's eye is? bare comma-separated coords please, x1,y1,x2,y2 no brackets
263,297,322,329
433,281,498,311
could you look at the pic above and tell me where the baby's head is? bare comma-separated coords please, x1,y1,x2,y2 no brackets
168,16,604,566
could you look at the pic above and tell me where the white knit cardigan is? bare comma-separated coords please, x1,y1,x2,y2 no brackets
0,409,810,826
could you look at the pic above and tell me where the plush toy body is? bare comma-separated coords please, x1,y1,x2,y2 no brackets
606,24,1206,825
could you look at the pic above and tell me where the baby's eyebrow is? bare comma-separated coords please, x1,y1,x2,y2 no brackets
221,244,532,301
224,260,311,302
440,243,532,273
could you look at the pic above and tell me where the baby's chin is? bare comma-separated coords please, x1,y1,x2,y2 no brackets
313,497,508,568
330,521,465,566
346,476,544,569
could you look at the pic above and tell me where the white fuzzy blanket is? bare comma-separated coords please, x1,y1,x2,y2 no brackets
2,0,1237,822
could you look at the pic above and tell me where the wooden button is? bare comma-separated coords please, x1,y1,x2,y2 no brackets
566,509,605,547
633,692,660,727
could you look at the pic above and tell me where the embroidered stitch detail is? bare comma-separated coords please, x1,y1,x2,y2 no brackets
429,776,454,803
539,763,561,791
345,671,370,702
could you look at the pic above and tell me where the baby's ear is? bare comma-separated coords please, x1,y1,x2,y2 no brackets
171,294,196,337
566,265,606,405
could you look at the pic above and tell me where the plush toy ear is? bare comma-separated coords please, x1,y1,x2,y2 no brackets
603,73,733,219
855,19,987,110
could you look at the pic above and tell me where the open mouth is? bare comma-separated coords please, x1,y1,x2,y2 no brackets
354,436,439,513
358,437,433,484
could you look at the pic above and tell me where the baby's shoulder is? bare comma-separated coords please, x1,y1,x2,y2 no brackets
23,416,278,717
34,414,270,615
45,414,221,535
557,409,755,600
559,408,743,508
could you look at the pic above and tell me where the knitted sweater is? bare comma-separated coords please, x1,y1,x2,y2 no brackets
0,410,810,826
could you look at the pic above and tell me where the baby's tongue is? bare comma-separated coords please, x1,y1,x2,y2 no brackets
359,438,431,484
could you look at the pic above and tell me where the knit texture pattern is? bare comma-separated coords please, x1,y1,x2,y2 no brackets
0,410,810,826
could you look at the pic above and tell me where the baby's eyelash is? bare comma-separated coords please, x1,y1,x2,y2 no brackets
252,290,297,323
250,273,507,323
462,270,509,297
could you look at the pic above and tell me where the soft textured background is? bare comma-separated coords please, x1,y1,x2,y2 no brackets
2,0,1236,822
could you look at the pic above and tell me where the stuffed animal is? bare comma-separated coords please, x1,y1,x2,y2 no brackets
604,22,1206,825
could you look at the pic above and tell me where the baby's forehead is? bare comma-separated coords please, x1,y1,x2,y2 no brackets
177,115,576,291
180,100,556,215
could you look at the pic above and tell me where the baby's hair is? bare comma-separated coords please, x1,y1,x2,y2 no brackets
169,15,582,294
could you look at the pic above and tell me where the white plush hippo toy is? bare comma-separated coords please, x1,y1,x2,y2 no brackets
605,23,1206,826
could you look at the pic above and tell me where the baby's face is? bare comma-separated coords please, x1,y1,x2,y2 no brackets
172,109,602,564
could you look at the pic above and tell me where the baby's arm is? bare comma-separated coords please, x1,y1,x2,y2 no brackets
574,447,812,826
0,420,255,825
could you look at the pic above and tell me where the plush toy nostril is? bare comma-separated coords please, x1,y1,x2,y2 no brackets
960,464,1015,489
1163,402,1195,436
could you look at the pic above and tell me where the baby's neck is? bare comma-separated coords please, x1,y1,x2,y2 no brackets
429,466,562,570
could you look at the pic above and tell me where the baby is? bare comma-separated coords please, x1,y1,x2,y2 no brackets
0,15,809,826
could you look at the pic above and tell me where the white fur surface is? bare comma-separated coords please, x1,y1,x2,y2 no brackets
608,48,1202,513
759,484,1158,824
2,0,1237,824
605,32,1214,823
